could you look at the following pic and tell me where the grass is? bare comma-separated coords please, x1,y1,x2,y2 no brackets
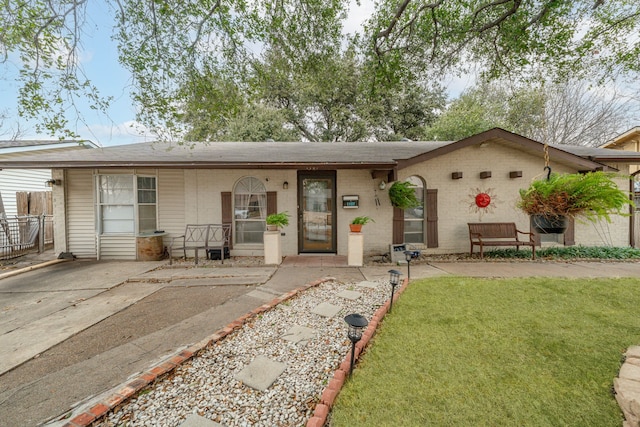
330,277,640,427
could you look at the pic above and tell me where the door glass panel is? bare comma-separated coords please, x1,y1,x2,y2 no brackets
301,177,334,252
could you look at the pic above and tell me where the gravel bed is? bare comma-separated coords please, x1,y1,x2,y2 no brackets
98,278,391,427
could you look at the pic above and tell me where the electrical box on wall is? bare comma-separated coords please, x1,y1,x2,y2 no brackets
342,195,359,208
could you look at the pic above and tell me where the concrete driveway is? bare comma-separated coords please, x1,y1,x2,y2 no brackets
2,256,640,426
0,259,279,426
0,260,167,375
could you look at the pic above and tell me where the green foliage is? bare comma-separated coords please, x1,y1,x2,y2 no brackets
332,276,640,426
3,1,640,139
517,171,632,222
425,80,546,141
366,0,640,84
486,246,640,260
265,211,290,227
388,181,420,209
351,216,374,225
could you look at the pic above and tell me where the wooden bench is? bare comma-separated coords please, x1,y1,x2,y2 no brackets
169,224,231,265
468,222,535,259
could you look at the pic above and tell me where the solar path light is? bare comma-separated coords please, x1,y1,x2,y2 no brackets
344,313,368,377
404,250,413,279
388,269,402,313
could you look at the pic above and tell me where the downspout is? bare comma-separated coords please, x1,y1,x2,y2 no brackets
630,170,640,248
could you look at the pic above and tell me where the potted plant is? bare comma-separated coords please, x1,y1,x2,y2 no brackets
265,212,290,231
350,216,374,232
388,181,420,209
517,171,632,233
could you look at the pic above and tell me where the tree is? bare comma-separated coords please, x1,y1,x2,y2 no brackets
425,78,635,146
531,80,637,146
424,80,545,140
0,109,25,140
365,78,446,141
366,0,640,82
1,0,639,139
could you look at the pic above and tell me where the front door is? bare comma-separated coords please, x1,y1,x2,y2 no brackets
298,171,336,253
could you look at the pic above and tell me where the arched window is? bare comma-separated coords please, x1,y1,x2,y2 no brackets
404,175,425,243
234,177,267,244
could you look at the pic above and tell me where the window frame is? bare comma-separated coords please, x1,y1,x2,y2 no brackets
233,176,267,245
97,174,157,235
403,175,425,244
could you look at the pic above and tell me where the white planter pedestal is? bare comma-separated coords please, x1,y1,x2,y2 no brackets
348,232,364,266
263,230,282,265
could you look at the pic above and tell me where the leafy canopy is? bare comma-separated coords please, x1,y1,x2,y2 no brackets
1,0,639,140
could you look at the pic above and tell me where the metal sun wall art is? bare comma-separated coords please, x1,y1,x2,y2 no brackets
467,187,498,219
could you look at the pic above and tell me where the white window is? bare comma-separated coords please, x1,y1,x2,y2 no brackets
137,176,157,233
98,175,157,234
403,175,425,244
234,177,267,244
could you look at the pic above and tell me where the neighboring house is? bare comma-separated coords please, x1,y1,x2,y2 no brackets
0,140,98,217
2,128,640,260
601,127,640,175
599,127,640,246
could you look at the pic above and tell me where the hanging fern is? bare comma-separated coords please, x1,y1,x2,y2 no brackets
388,181,420,209
517,171,632,222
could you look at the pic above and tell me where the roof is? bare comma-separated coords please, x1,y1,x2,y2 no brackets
0,140,99,152
0,139,451,169
1,128,638,171
600,127,640,149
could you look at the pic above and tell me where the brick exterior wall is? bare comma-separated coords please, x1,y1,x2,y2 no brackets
59,142,632,259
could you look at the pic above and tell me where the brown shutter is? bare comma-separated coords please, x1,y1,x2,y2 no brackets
564,217,575,246
267,191,277,215
426,189,438,248
392,206,404,244
221,191,233,249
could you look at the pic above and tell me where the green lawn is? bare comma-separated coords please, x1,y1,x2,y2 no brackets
330,277,640,427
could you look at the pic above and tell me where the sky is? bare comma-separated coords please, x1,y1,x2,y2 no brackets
0,2,157,146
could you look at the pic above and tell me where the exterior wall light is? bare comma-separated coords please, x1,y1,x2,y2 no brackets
388,269,403,313
283,181,289,190
45,179,61,188
344,313,368,377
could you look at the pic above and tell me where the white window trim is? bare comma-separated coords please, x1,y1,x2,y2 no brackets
96,173,158,236
233,176,267,246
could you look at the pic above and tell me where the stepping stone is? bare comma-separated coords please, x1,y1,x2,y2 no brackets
235,355,287,391
311,302,342,318
179,414,224,427
281,325,316,344
246,288,280,302
356,281,378,289
337,290,362,300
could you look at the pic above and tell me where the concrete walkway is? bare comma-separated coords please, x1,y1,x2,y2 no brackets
1,255,640,426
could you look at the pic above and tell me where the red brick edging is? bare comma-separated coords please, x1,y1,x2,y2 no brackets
59,277,332,427
306,276,410,427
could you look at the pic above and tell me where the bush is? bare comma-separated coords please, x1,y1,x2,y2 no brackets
485,246,640,260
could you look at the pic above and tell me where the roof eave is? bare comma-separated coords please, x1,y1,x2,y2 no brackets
0,161,398,170
397,128,613,171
